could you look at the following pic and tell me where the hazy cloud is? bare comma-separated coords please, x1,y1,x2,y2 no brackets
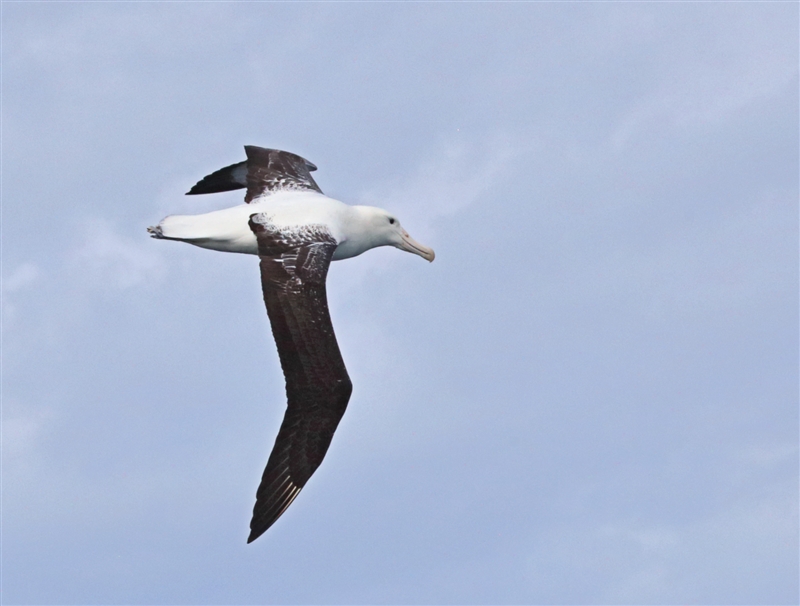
69,218,167,290
2,3,796,604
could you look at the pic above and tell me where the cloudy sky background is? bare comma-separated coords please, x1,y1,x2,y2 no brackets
2,3,798,604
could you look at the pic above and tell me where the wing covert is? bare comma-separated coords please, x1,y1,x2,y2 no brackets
244,146,322,203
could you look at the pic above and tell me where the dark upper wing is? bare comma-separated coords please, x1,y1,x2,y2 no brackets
243,146,322,202
247,213,352,543
186,146,321,201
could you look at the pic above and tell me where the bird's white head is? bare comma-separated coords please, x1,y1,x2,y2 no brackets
349,206,435,262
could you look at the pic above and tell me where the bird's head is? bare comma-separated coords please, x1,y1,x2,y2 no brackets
355,206,435,262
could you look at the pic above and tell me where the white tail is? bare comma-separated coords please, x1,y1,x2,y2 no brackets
147,214,207,241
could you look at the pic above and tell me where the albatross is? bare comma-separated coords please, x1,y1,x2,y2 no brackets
149,146,434,543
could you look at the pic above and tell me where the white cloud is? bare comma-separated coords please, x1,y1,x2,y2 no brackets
360,133,519,234
69,218,167,290
524,482,798,604
328,133,521,295
610,9,797,151
556,187,797,324
738,443,798,467
2,262,41,327
1,398,56,473
599,524,680,552
642,189,795,320
3,262,40,293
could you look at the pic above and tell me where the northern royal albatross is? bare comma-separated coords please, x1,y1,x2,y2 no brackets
149,146,434,543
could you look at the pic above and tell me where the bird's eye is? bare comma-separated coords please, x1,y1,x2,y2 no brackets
389,218,395,225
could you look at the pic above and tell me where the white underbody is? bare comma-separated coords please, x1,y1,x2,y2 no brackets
154,191,379,261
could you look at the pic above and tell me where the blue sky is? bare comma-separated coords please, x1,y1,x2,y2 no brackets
2,3,798,604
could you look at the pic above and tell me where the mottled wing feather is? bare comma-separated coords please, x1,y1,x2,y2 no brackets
185,146,321,200
247,213,352,543
244,146,322,203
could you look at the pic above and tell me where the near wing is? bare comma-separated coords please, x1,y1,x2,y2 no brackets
186,146,321,201
247,213,352,543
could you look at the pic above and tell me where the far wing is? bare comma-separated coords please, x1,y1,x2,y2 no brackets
243,146,322,202
185,146,322,201
247,213,351,543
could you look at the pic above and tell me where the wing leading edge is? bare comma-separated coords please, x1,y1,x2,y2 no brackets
247,213,352,543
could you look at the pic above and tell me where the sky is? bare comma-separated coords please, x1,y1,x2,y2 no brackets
1,2,798,604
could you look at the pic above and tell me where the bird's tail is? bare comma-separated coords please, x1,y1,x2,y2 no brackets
147,215,206,241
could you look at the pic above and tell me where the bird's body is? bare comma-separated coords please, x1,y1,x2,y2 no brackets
153,191,389,260
149,146,433,543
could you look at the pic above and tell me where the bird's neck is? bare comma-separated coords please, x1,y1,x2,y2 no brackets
333,206,387,260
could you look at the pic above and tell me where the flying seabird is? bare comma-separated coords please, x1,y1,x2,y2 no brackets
149,146,434,543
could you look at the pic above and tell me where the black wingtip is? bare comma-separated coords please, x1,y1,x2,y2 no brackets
247,528,264,544
185,180,246,196
247,516,277,543
247,511,280,544
186,160,248,196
